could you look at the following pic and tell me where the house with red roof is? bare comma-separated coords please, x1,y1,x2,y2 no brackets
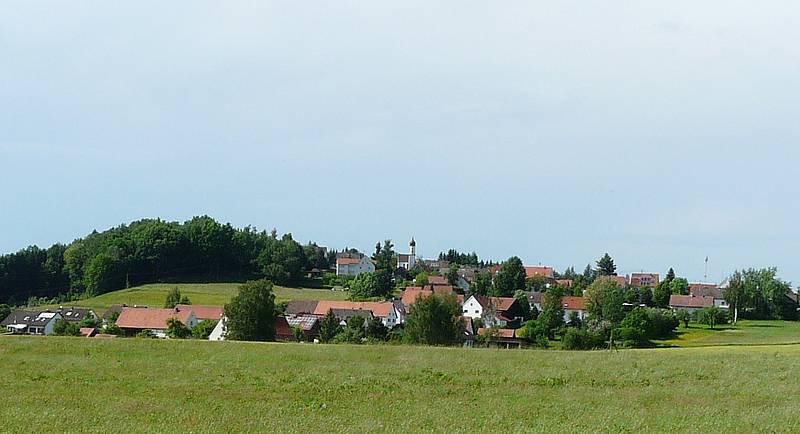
116,307,198,338
560,296,588,323
461,295,526,328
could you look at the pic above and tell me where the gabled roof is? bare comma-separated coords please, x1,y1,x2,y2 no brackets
56,307,94,322
472,295,517,312
175,305,223,321
669,295,715,308
525,266,555,279
116,307,194,330
313,301,394,318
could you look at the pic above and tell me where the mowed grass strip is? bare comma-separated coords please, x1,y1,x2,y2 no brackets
2,337,800,433
44,283,349,312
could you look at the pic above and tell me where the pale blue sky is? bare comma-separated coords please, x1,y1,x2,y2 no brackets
1,2,799,285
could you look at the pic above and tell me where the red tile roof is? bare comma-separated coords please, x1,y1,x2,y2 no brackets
175,304,223,321
116,307,194,330
525,266,555,279
313,300,394,318
561,296,586,310
669,295,715,308
336,257,362,265
474,295,517,312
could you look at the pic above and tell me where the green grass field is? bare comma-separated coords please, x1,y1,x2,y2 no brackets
44,283,349,313
656,320,800,347
2,336,800,433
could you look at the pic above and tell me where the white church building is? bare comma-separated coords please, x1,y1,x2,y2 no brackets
397,238,417,270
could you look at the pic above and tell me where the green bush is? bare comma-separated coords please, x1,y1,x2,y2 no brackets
562,328,604,350
696,307,730,329
645,308,679,339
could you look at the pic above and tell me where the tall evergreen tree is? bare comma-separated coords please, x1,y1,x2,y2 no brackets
319,309,340,343
596,253,617,276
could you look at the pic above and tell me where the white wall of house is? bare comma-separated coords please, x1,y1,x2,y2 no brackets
336,257,376,276
461,296,484,319
714,299,730,308
563,309,587,323
209,316,227,341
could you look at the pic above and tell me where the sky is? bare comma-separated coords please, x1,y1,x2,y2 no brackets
1,1,799,285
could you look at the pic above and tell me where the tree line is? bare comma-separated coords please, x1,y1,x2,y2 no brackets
0,216,330,304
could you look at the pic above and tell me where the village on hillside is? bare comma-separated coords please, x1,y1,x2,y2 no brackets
5,238,789,350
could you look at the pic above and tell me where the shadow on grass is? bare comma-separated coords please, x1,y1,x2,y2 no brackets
744,323,781,328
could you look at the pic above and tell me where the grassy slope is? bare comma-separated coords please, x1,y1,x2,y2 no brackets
47,283,349,312
3,337,800,433
656,320,800,347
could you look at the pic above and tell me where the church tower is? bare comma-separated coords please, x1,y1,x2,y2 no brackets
410,237,416,257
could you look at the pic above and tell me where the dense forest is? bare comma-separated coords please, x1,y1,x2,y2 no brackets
0,216,331,305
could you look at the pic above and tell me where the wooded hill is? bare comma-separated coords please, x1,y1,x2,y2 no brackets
0,216,330,304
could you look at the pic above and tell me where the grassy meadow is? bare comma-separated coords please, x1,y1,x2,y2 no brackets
43,283,348,312
657,320,800,347
3,336,800,433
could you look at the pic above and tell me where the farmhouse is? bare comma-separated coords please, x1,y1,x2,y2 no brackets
1,310,62,335
335,255,375,277
116,307,198,338
462,295,525,328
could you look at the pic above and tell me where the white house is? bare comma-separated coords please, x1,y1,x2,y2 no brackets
336,255,375,277
397,238,417,270
1,310,62,335
461,295,523,328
